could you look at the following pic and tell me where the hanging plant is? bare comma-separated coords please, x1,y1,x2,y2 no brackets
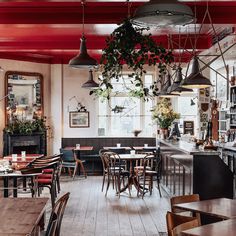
90,19,174,100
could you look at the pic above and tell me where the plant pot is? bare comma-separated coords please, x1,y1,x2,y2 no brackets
160,128,169,139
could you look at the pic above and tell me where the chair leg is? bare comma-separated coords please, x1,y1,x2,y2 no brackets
79,161,87,178
105,174,111,197
101,173,106,192
68,167,72,177
157,178,162,197
73,163,79,179
56,173,61,194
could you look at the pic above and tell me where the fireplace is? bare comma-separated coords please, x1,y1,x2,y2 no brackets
3,132,47,156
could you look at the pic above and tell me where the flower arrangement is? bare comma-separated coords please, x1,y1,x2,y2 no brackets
152,98,180,129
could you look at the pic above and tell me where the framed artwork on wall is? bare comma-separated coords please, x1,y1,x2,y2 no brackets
69,111,89,128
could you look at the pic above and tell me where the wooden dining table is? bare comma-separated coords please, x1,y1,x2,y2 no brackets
181,219,236,236
133,146,158,151
118,154,147,195
103,146,131,151
0,197,48,235
0,171,41,198
174,198,236,220
4,154,44,162
64,146,93,151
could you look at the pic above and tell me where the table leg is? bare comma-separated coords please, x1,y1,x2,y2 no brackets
23,177,27,191
3,177,9,198
13,177,18,197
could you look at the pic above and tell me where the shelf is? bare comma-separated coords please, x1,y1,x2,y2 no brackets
219,130,227,132
229,113,236,115
230,124,236,126
218,120,227,122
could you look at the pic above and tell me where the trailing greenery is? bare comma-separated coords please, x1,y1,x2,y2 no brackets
4,117,47,135
90,19,174,100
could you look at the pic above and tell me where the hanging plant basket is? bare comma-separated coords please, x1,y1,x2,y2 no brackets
90,19,174,100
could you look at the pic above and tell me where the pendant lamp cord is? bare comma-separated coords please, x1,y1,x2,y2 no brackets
126,0,131,18
81,0,85,37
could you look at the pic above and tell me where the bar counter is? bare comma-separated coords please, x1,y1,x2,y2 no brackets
159,139,234,200
160,139,220,155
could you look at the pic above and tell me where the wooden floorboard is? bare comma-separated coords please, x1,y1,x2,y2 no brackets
0,175,170,236
58,176,169,236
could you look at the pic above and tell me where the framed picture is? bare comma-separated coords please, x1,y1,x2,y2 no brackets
69,111,89,128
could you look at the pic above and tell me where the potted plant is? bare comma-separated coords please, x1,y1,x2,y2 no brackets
152,98,180,138
4,116,47,135
90,19,174,100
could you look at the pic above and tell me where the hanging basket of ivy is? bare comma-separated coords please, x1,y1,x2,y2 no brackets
90,19,174,100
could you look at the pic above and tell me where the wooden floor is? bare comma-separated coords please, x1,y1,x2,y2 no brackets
0,175,170,236
58,176,170,236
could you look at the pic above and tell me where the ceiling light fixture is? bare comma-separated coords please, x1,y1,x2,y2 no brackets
181,56,212,89
69,0,97,68
131,0,194,27
167,67,193,94
82,69,99,88
159,73,179,98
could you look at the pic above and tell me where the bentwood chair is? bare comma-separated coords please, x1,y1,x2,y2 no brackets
99,149,109,192
33,156,61,207
42,192,70,236
135,151,162,198
170,194,201,225
103,151,130,197
166,211,199,236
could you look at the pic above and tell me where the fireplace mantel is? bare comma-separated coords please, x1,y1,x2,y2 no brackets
3,131,47,156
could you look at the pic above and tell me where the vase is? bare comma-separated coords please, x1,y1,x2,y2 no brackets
160,128,169,139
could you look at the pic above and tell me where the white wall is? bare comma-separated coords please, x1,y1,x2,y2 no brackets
62,66,99,138
0,59,51,156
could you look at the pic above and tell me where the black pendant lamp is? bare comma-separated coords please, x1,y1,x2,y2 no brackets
69,1,97,68
131,0,194,27
159,73,179,98
181,57,212,89
167,67,193,94
82,69,99,88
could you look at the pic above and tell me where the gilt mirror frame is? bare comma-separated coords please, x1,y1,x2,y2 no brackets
5,71,44,125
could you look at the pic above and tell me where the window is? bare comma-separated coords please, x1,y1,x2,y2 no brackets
98,74,154,137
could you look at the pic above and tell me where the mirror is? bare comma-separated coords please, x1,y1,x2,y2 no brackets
5,71,43,124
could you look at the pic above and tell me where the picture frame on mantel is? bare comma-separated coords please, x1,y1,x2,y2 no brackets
69,111,89,128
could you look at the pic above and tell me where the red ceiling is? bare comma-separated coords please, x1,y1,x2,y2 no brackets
0,1,235,64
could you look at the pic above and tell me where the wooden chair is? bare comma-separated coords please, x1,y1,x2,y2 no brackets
73,149,87,179
103,151,129,197
99,149,109,192
35,158,61,207
135,151,162,198
43,192,70,236
166,211,199,236
60,148,86,179
170,194,201,225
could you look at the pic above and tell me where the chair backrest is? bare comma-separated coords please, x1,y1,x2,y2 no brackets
46,192,70,236
99,149,108,172
103,151,123,174
60,149,75,162
166,211,199,236
154,148,162,178
170,194,201,225
46,213,58,236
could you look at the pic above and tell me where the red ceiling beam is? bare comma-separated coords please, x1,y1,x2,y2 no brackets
0,50,197,65
0,34,210,50
0,2,234,24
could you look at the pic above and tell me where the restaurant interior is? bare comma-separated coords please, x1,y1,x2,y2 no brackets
0,0,236,236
